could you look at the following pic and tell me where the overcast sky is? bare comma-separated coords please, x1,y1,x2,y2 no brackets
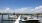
0,0,42,13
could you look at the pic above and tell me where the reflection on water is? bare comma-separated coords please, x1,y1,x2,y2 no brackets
3,21,13,23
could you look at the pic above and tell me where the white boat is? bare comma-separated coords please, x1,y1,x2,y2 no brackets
13,15,40,23
9,15,17,19
22,16,39,21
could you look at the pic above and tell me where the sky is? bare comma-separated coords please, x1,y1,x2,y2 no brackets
0,0,42,13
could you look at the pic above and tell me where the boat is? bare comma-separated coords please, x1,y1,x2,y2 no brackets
13,15,40,23
1,13,40,23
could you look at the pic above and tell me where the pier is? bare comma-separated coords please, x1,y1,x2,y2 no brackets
0,13,42,23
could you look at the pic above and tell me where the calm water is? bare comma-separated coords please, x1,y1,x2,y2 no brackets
0,15,14,23
0,15,42,23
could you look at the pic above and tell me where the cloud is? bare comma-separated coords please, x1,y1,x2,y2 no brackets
14,8,31,13
0,5,42,14
0,8,14,13
32,6,42,13
14,5,42,14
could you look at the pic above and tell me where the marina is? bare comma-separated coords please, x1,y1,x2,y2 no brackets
0,13,42,23
0,0,42,23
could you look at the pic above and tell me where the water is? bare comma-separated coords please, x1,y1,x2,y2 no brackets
0,15,42,23
0,15,13,23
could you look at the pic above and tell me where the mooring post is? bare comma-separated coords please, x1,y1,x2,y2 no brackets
1,14,3,23
31,14,32,18
8,14,9,19
37,14,39,19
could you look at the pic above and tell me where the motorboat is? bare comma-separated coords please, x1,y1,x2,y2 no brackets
13,15,40,23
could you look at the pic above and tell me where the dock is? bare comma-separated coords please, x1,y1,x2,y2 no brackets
0,13,42,23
